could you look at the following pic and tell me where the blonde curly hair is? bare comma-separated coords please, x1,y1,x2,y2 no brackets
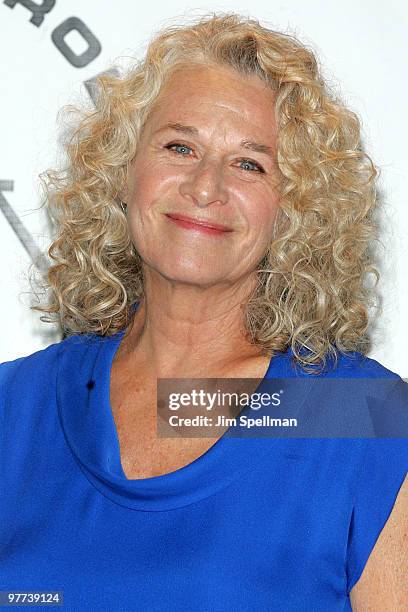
33,11,381,374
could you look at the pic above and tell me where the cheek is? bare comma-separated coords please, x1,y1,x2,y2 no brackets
128,162,178,210
244,195,279,235
128,167,156,206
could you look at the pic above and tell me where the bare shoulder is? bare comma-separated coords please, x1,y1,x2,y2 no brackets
349,473,408,611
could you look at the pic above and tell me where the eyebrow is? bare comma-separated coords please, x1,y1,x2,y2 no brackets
154,122,275,159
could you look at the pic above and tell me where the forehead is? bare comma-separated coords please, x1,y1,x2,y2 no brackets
146,63,277,137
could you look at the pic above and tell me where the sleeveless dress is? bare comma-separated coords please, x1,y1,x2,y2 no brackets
1,310,407,611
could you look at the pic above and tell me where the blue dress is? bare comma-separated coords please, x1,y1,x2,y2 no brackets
1,317,407,611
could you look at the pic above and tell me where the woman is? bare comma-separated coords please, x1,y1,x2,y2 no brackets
1,12,407,611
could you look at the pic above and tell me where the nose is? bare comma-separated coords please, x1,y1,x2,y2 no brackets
178,157,228,209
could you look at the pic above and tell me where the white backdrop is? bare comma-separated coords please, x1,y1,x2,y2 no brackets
1,1,407,376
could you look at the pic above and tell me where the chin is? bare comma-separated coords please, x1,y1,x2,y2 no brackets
149,261,226,285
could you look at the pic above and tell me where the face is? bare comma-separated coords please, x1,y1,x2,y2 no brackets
125,63,281,289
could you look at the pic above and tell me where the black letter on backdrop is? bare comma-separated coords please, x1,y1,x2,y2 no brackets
51,17,101,68
3,0,56,27
0,181,48,272
83,68,120,104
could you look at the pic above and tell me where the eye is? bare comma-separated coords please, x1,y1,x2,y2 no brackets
237,158,265,173
164,142,265,173
165,142,193,156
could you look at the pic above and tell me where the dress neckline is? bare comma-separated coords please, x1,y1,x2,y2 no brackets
57,303,315,511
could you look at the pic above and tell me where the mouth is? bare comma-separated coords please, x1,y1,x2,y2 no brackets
165,213,233,234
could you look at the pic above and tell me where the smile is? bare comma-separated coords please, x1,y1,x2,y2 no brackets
165,214,233,235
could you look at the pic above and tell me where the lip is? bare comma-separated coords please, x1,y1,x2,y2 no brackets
165,213,233,232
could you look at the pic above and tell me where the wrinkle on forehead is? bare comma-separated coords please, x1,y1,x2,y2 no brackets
157,63,274,107
146,64,277,144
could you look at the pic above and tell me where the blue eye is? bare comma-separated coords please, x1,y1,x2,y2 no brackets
165,142,265,173
165,143,192,155
238,159,264,173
